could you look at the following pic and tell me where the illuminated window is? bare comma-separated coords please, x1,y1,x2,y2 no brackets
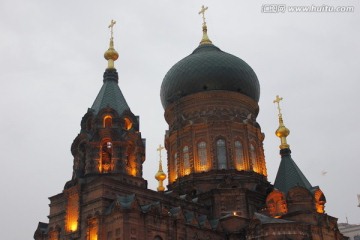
124,117,133,130
198,141,207,171
183,146,190,175
173,152,178,179
216,139,227,169
314,189,326,213
250,144,257,171
66,193,79,232
100,141,112,173
234,141,244,170
103,115,112,128
88,218,98,240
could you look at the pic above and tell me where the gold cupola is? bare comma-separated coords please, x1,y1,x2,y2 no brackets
104,20,119,69
198,5,212,45
155,145,167,192
273,95,290,149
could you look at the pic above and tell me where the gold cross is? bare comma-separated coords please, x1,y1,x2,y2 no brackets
108,19,116,39
273,95,283,116
157,144,165,161
198,5,208,25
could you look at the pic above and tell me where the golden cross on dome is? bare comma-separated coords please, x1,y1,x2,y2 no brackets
199,5,208,25
157,144,165,161
108,19,116,39
273,95,283,116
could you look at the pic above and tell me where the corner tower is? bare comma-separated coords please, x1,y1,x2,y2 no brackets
69,20,146,185
37,21,147,240
160,6,270,218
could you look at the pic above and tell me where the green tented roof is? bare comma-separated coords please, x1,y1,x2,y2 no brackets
274,149,312,194
91,69,129,115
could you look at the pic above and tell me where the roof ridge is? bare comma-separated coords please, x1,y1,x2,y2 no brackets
274,149,312,194
91,69,130,115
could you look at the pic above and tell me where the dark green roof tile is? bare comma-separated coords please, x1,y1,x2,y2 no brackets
274,148,312,194
91,69,129,115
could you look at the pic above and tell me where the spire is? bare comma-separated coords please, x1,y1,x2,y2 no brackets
91,20,130,115
273,95,290,149
155,144,167,192
198,5,212,45
273,95,312,193
104,20,119,69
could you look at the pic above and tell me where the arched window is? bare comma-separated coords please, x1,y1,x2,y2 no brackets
124,117,133,130
217,139,227,169
173,152,178,180
183,146,190,175
100,141,112,173
103,115,112,128
197,141,207,171
234,141,244,170
250,144,257,171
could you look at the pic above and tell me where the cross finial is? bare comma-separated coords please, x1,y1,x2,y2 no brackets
199,5,208,25
157,144,165,161
108,19,116,39
273,95,283,116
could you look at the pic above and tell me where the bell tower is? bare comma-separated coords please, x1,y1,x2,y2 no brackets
68,20,146,187
37,20,147,240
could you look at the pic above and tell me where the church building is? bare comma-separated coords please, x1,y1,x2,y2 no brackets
34,7,347,240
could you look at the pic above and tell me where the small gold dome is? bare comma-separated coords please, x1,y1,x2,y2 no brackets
104,46,119,61
155,170,166,181
276,126,290,138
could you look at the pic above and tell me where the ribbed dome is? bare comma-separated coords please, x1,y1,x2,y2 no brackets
160,44,260,109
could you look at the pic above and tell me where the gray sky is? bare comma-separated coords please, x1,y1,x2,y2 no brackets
0,0,359,239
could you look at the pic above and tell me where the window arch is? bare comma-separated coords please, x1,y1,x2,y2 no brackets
100,140,112,173
250,144,257,171
197,141,207,171
216,139,227,169
183,146,190,175
173,152,178,180
234,141,244,171
124,117,133,130
103,115,112,128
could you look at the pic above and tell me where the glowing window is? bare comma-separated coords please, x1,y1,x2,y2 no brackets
100,141,112,173
103,115,112,128
174,152,178,179
124,117,133,130
216,139,227,169
197,141,207,171
66,193,79,232
234,141,244,170
183,146,190,175
250,144,257,170
88,218,98,240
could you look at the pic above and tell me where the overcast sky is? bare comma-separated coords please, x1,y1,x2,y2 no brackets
0,0,359,239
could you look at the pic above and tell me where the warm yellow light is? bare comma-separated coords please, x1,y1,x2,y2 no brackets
103,115,112,128
184,169,191,175
131,168,137,176
233,211,237,216
235,164,244,171
90,235,98,240
70,222,78,232
66,193,79,233
124,117,132,130
88,218,98,240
